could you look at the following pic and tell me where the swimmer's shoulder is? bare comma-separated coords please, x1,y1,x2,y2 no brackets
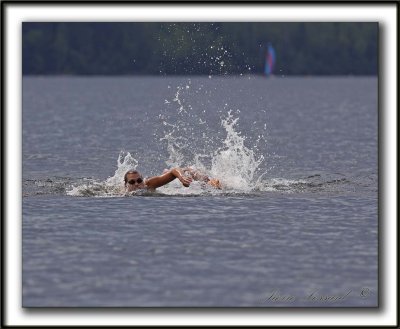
144,177,157,191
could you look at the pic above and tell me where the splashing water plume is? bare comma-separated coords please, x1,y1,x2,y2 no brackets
210,111,265,191
67,152,139,197
158,83,267,193
106,152,139,186
68,105,268,197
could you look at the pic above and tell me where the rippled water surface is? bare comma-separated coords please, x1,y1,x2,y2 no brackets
23,76,378,307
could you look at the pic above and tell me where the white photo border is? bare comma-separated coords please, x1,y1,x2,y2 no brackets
3,1,398,327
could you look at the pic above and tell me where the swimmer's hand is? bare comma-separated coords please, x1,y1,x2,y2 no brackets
174,168,193,187
182,167,221,189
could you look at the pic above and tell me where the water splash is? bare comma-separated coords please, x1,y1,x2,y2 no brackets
58,133,357,197
67,181,122,197
158,85,267,193
158,23,236,76
67,152,139,197
209,111,265,191
67,103,269,197
105,151,138,186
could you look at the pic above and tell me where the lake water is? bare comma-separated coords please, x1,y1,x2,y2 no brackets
22,76,378,307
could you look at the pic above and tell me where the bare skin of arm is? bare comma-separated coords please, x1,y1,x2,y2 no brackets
145,168,193,190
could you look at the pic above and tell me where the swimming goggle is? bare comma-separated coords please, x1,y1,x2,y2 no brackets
127,178,143,185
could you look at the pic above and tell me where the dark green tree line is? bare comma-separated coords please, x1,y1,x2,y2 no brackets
23,22,378,75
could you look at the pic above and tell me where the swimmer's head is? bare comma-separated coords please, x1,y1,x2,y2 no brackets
124,170,145,191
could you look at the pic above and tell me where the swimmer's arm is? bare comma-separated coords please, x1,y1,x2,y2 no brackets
145,168,192,189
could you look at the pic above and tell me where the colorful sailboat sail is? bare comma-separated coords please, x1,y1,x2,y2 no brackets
264,44,276,76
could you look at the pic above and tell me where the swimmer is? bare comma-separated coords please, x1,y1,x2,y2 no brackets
124,167,221,192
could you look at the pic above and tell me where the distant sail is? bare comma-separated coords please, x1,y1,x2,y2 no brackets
264,44,276,76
